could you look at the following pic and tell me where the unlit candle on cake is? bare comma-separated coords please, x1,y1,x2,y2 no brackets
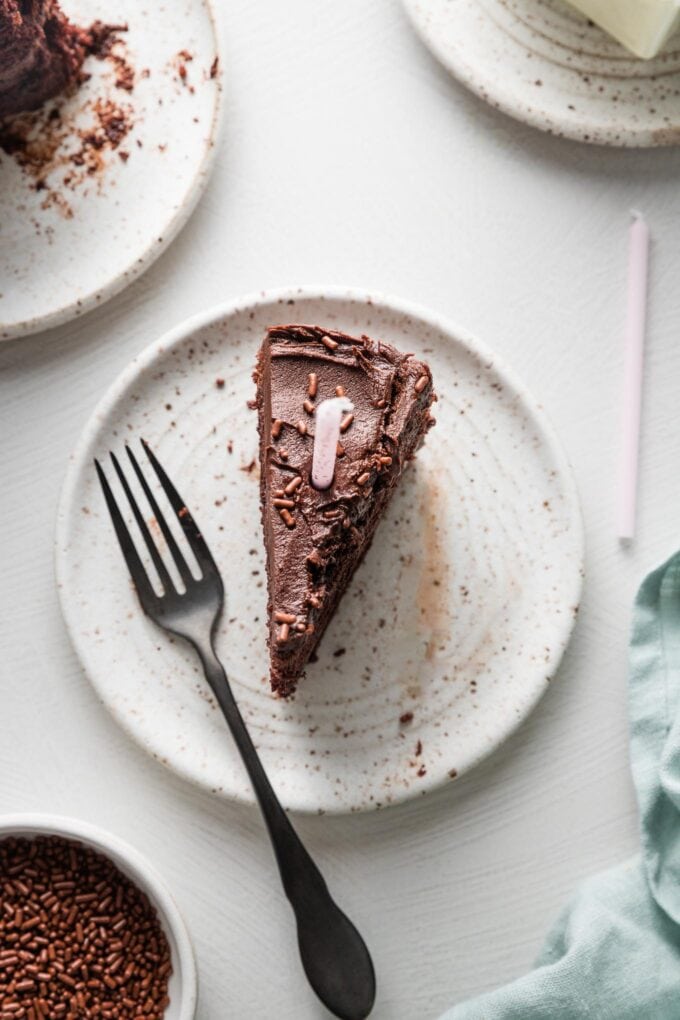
312,396,354,489
617,211,650,541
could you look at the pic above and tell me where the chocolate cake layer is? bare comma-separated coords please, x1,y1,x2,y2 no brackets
0,0,86,119
255,324,436,697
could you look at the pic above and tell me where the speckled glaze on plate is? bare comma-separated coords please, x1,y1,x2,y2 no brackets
403,0,680,146
56,287,584,814
0,0,222,341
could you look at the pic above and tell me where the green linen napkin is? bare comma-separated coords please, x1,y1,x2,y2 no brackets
442,550,680,1020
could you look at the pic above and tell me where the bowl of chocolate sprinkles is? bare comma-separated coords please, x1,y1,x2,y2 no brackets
0,815,197,1019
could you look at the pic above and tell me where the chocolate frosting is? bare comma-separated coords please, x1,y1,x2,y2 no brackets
0,0,86,119
255,324,436,697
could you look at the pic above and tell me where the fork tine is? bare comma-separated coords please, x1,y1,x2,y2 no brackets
140,439,219,577
95,459,156,610
110,452,174,596
124,444,194,587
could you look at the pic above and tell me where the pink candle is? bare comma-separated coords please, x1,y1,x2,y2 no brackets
312,396,353,489
618,211,650,541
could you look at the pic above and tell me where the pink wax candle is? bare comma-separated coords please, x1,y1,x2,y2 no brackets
312,396,353,489
617,211,650,541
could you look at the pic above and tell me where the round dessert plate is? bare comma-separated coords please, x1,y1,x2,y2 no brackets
0,0,222,340
403,0,680,146
56,287,584,814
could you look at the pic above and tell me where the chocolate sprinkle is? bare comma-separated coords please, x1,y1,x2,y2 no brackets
274,611,296,624
279,509,296,528
284,476,303,495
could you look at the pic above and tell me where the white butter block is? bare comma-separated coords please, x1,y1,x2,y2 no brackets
567,0,680,58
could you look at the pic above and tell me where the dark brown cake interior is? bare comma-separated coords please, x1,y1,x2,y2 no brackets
255,324,436,697
0,0,87,119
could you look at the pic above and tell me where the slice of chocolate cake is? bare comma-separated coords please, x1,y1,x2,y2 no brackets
255,324,436,697
0,0,87,119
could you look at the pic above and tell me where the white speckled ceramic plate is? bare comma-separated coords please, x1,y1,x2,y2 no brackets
403,0,680,146
56,287,584,814
0,0,222,340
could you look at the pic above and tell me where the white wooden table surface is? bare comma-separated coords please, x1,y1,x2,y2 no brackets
3,1,680,1016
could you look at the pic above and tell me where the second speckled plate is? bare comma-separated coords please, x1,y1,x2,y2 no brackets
403,0,680,146
56,287,584,813
0,0,222,340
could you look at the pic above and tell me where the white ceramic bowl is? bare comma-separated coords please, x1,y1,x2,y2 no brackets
0,814,197,1020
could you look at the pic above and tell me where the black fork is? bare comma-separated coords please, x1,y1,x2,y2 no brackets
95,439,376,1020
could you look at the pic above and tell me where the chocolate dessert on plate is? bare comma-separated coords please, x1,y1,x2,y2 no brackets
255,324,436,697
0,0,89,118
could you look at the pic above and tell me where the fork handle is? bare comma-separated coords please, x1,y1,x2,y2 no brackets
198,647,376,1020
